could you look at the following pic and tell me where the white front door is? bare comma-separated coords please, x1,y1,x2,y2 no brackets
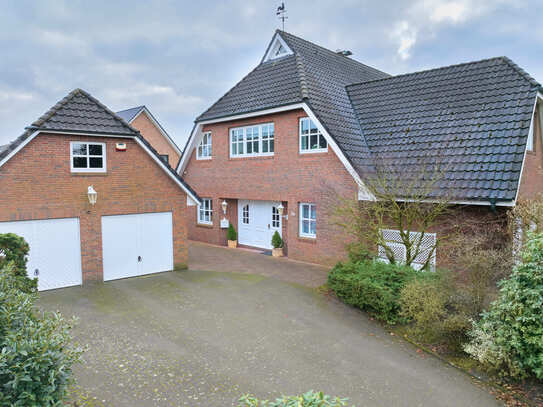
238,200,282,249
101,212,173,281
0,218,82,291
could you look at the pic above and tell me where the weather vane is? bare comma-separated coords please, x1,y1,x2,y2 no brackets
276,2,287,31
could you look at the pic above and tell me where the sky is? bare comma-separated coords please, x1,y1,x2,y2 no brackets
1,0,543,148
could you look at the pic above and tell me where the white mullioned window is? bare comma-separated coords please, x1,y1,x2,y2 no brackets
272,206,280,228
197,132,212,159
299,117,327,153
198,198,213,225
230,123,274,157
242,205,249,224
378,229,436,271
70,141,106,172
299,203,316,238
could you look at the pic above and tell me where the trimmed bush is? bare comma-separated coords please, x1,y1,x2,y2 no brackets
238,390,352,406
0,233,37,293
271,231,283,249
328,259,419,323
0,266,83,405
464,232,543,379
227,223,237,241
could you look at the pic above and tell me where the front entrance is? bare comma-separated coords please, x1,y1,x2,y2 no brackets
238,200,282,250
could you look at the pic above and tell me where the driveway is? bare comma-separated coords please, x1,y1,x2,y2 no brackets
37,247,501,407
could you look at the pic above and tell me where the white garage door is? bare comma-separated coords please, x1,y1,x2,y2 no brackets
0,218,82,291
101,212,173,281
238,200,282,249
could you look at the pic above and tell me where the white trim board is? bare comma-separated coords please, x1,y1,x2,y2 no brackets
128,107,182,156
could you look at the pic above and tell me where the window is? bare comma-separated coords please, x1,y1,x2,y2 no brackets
197,132,212,159
160,154,169,164
299,203,316,238
377,229,436,271
242,205,249,224
272,206,280,228
230,123,274,157
299,117,327,153
198,198,213,225
70,142,106,172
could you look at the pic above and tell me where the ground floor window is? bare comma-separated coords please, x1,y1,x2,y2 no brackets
198,198,213,225
378,229,436,270
299,203,316,238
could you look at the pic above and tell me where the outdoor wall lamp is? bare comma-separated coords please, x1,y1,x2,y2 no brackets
88,185,98,205
221,200,228,214
277,203,288,220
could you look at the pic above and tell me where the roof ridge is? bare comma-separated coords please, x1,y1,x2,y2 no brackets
295,53,310,99
31,88,81,128
74,89,140,135
345,56,529,89
278,30,389,77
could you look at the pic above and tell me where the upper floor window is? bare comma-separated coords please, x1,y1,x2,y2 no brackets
299,118,327,153
230,123,274,158
198,198,213,225
70,141,106,173
197,132,212,159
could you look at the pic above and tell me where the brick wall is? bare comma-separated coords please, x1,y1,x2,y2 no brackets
130,111,181,166
0,133,189,282
519,105,543,200
182,109,358,265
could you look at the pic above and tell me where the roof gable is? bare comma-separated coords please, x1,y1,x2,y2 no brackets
347,57,540,202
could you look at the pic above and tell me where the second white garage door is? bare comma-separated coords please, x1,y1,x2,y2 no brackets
101,212,173,281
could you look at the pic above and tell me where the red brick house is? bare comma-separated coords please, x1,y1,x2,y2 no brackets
177,30,543,266
116,105,182,166
0,89,200,290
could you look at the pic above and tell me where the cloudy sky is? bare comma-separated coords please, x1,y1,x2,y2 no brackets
1,0,542,147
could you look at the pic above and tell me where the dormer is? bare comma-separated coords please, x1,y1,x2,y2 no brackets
263,32,293,62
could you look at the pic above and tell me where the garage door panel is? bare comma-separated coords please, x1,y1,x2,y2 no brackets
0,218,82,291
140,212,173,275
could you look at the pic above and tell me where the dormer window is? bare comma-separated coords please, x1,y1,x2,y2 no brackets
263,34,293,62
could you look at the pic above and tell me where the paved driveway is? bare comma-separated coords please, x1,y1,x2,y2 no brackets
38,246,501,407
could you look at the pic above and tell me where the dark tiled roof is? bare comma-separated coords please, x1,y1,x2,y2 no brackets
347,57,540,201
0,89,200,202
116,106,145,123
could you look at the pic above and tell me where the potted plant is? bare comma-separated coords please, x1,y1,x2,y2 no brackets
227,223,237,248
271,231,283,257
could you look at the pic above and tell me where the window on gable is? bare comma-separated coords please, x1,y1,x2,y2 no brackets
299,118,327,153
377,229,436,271
230,123,274,158
198,198,213,225
71,141,106,172
265,36,293,61
197,132,212,159
299,203,316,238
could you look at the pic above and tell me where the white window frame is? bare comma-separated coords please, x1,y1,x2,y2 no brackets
229,123,274,158
299,203,317,238
70,141,106,173
196,132,212,160
299,117,328,154
198,198,213,225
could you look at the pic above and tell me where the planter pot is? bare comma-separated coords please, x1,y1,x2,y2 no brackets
228,240,237,248
272,247,283,257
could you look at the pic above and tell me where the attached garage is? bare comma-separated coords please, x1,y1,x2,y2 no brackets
0,218,82,291
102,212,173,281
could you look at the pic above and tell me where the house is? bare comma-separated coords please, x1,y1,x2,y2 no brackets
116,105,182,166
177,30,543,266
0,89,200,291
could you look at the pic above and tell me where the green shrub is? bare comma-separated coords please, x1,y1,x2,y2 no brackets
238,390,352,406
227,223,237,241
0,266,83,405
0,233,37,293
271,231,283,249
328,259,419,323
464,232,543,379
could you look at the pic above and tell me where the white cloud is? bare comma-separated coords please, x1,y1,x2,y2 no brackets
429,1,469,23
391,21,417,60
